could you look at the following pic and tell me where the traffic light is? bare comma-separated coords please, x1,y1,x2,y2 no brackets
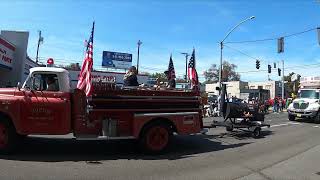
278,68,281,76
256,60,260,69
268,65,271,73
278,37,284,53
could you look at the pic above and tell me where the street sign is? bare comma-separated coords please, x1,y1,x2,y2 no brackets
278,37,284,53
102,51,132,69
291,74,298,82
0,37,15,70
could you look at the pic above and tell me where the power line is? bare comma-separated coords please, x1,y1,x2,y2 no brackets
223,44,269,65
225,27,318,44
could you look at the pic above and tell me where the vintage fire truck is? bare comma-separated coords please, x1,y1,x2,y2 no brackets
0,67,203,154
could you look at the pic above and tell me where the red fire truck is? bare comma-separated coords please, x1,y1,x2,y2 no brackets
0,67,203,154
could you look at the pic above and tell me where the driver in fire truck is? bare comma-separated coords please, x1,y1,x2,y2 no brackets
46,76,59,91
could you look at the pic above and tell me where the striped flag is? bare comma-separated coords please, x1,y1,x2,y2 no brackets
167,54,176,79
77,22,95,96
188,48,199,90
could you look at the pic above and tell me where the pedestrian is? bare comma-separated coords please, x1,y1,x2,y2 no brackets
217,95,221,117
123,66,139,86
279,98,283,112
273,97,278,113
164,70,176,88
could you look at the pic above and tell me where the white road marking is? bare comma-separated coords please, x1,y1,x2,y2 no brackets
313,126,319,128
270,122,302,128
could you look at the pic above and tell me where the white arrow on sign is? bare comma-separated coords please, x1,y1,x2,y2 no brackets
291,74,298,82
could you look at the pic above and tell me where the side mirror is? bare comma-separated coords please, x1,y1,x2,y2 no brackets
17,82,22,91
216,87,220,91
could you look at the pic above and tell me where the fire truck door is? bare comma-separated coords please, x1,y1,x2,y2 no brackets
21,74,71,134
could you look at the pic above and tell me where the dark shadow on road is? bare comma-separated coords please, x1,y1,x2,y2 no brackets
291,119,317,124
205,129,273,140
0,135,250,162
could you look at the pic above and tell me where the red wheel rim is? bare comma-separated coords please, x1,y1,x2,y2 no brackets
0,123,8,149
146,126,169,151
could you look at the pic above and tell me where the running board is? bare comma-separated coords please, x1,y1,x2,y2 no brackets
76,135,135,140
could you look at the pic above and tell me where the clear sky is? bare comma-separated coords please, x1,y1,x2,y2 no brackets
1,0,320,82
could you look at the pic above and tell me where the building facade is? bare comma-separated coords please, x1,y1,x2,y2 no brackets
205,80,283,99
248,81,282,99
205,81,248,98
0,30,39,87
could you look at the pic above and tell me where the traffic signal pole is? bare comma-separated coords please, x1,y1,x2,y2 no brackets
136,40,142,74
282,60,285,100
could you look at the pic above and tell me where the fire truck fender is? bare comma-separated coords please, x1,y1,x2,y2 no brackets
0,112,15,130
137,118,177,139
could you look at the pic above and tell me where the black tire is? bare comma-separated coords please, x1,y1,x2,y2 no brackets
17,134,28,140
0,117,18,154
252,127,261,138
288,115,295,121
226,125,233,132
139,122,172,154
314,113,320,124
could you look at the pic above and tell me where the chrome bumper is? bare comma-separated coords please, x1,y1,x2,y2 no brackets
288,110,317,118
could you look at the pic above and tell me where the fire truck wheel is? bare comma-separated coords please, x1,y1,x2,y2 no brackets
0,117,18,154
140,123,172,154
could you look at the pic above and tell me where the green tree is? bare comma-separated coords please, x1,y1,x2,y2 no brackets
284,72,301,96
203,61,240,83
176,78,187,83
149,72,167,82
59,63,81,70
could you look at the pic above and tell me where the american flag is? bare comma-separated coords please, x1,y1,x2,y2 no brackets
77,22,95,96
167,54,176,79
188,48,199,89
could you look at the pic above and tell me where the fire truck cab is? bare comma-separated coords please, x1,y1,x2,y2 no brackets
0,67,203,154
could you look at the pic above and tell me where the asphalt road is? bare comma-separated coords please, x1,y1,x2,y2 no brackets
1,112,320,180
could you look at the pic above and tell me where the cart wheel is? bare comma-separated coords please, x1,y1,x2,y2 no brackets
252,127,261,138
226,125,233,132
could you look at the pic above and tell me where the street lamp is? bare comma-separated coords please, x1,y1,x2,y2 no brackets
181,52,189,81
218,16,255,113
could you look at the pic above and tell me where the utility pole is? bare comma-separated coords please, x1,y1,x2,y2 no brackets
181,52,189,81
35,30,43,63
136,40,142,74
282,60,285,99
219,42,223,92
